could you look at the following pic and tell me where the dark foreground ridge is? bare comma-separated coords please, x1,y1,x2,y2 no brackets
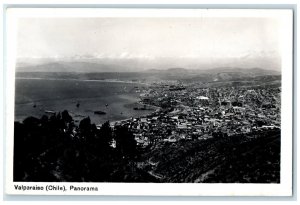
14,110,280,183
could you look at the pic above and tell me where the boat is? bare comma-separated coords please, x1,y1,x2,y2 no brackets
94,111,106,115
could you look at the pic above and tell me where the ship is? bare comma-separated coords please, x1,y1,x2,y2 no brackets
94,111,106,115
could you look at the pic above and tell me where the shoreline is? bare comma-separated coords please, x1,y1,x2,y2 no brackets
16,77,150,86
98,105,161,128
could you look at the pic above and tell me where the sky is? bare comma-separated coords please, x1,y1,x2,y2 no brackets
16,17,281,71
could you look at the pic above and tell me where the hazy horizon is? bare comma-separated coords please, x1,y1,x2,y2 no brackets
16,57,281,73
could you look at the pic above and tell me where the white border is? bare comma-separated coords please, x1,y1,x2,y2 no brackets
4,8,293,196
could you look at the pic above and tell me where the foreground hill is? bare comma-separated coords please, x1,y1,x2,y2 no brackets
142,129,280,183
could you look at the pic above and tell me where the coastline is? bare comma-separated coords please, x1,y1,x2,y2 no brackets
15,77,150,86
100,104,161,128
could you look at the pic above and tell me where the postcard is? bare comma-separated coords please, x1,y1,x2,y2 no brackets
4,8,293,196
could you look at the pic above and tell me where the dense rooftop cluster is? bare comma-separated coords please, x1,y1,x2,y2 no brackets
114,83,281,147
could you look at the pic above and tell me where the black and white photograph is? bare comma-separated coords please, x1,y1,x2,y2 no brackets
4,8,293,196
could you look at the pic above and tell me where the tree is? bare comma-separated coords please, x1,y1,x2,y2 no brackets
62,110,72,123
79,117,96,141
99,121,113,148
114,125,137,159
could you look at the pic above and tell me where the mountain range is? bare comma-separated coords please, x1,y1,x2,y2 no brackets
16,59,280,75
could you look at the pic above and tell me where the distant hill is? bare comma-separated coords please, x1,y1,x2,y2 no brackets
146,67,279,75
206,67,280,75
16,61,131,73
16,59,281,86
166,68,188,73
144,67,280,82
16,58,280,74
